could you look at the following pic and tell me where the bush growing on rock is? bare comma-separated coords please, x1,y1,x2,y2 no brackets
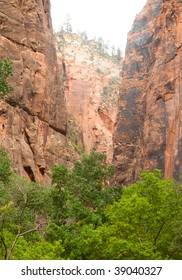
0,57,13,98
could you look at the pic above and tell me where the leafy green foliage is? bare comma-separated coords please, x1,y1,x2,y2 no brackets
0,230,64,260
0,149,182,260
0,57,13,98
0,149,52,259
0,148,12,184
67,170,182,259
51,151,121,225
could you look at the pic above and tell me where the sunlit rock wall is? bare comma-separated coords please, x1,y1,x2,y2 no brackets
0,0,67,183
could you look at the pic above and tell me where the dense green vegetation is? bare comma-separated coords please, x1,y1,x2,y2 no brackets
0,149,182,260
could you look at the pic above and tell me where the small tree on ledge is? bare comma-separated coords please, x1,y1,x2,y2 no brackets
0,57,13,98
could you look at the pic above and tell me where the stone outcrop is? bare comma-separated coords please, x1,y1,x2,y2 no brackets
55,31,122,163
113,0,182,184
0,0,67,183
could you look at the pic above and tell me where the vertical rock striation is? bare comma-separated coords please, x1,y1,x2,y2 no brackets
0,0,67,183
113,0,182,184
55,32,122,163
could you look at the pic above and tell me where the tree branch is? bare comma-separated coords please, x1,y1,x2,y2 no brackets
0,234,7,260
19,223,46,236
7,223,46,260
153,221,165,252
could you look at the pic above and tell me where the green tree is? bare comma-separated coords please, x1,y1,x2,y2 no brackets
97,37,104,53
116,47,122,61
5,232,64,260
0,150,51,259
47,152,122,259
2,143,182,260
111,45,116,56
0,57,13,98
51,151,121,225
0,148,12,184
103,40,110,55
70,170,182,259
79,31,88,41
63,14,72,33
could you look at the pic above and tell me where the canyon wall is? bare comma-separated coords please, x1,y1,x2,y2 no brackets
0,0,67,183
55,32,122,163
113,0,182,184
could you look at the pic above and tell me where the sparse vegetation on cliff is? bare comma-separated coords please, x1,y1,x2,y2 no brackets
0,57,13,98
0,150,182,260
57,17,123,61
54,22,122,164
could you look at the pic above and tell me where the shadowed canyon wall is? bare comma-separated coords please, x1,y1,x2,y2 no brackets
0,0,67,183
113,0,182,184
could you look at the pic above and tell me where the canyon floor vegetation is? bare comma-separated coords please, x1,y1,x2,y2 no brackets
0,149,182,260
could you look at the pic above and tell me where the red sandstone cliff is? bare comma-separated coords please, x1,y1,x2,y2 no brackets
55,31,122,163
0,0,67,183
113,0,182,184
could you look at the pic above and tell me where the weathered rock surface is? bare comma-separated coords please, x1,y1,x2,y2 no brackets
113,0,182,184
55,32,122,162
0,0,67,183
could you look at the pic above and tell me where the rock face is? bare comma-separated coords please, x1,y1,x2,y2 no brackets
113,0,182,184
55,32,122,163
0,0,67,183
